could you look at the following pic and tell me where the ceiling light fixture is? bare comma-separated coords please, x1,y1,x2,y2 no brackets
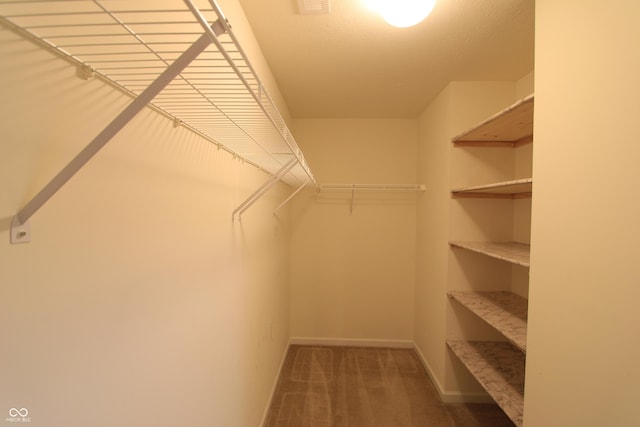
364,0,436,28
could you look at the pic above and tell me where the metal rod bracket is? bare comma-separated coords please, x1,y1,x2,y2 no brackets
232,158,297,221
273,179,309,215
10,216,31,244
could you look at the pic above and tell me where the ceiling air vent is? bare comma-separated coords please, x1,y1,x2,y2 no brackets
297,0,331,15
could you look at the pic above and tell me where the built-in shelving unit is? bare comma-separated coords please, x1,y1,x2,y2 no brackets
447,340,525,427
449,241,530,268
448,291,528,352
447,94,534,427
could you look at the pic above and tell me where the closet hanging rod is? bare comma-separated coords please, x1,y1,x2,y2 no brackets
319,184,426,192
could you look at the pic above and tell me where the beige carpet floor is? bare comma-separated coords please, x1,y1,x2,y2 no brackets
264,345,514,427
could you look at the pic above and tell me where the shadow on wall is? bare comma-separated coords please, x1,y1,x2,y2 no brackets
0,216,11,234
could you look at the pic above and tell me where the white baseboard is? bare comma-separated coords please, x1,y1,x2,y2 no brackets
412,343,493,404
259,339,291,427
290,336,414,348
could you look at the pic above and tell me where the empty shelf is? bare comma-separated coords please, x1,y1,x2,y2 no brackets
452,178,532,199
450,241,530,267
448,291,528,352
447,340,525,427
452,95,534,147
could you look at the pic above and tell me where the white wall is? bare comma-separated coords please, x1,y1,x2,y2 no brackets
0,1,292,425
525,1,640,426
288,119,417,344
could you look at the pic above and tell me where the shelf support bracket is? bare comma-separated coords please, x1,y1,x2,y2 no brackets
273,179,309,215
10,17,227,244
232,158,297,221
10,216,31,244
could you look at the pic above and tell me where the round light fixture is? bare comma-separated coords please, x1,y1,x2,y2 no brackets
365,0,436,28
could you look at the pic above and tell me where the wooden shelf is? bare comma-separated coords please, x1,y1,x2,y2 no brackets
447,340,525,427
448,291,528,352
450,241,530,267
452,178,532,199
452,95,534,147
448,94,533,426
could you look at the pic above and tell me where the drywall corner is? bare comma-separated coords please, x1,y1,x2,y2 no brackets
516,70,535,98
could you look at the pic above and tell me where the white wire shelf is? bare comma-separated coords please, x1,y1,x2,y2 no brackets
2,0,321,234
0,0,315,187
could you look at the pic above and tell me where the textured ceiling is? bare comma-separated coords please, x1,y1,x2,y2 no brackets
238,0,535,118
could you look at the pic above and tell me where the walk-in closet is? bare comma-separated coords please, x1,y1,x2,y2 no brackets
1,1,639,426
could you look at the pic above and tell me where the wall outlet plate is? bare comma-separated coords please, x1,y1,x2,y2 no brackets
10,217,31,244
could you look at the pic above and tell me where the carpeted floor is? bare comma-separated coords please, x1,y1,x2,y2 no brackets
263,345,514,427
